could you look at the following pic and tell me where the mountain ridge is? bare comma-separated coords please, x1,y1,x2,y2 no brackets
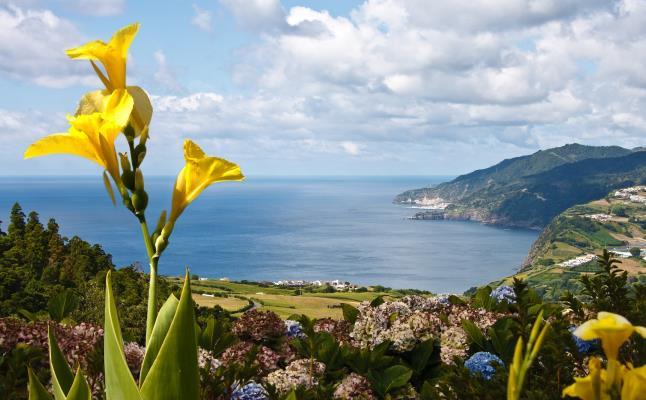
396,144,646,228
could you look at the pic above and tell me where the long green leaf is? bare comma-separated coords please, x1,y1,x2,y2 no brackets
64,368,91,400
140,270,199,400
28,368,53,400
48,289,79,322
104,270,143,400
47,327,74,400
139,293,179,384
461,319,486,350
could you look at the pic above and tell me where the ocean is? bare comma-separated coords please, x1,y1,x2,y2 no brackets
0,176,538,293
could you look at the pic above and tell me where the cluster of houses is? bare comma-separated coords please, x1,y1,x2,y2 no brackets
585,213,613,222
272,279,358,291
409,196,451,210
558,248,645,268
613,186,646,204
558,254,597,268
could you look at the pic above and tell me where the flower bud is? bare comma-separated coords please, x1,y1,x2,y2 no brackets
121,170,135,191
123,124,136,141
131,189,148,212
122,196,134,212
153,210,167,235
119,153,131,172
134,169,144,191
154,233,168,255
133,143,146,167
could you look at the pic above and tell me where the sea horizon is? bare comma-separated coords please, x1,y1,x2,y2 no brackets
0,175,538,293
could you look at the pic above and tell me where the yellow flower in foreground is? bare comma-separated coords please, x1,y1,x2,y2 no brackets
169,140,244,222
24,91,133,184
622,365,646,400
562,358,608,400
66,23,152,134
66,23,138,89
574,312,646,360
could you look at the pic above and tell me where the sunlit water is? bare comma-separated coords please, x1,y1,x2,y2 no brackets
0,176,538,293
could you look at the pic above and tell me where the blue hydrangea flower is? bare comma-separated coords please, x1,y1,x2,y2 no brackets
464,352,504,380
231,382,268,400
490,285,516,303
284,319,305,339
568,326,598,355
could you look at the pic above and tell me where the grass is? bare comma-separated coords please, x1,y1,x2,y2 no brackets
173,278,392,319
192,294,250,311
248,294,360,319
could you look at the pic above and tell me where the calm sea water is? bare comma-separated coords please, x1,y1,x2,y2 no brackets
0,176,537,293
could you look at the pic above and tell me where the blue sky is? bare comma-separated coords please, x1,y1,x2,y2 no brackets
0,0,644,176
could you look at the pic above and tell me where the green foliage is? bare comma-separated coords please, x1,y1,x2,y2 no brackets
0,204,177,343
368,365,413,397
340,303,359,324
196,317,236,357
581,249,631,316
47,290,78,323
1,344,47,400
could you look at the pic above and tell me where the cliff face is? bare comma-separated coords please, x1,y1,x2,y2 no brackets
396,145,646,229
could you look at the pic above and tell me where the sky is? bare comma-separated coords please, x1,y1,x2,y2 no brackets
0,0,645,176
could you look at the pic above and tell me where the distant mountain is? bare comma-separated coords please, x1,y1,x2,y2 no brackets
396,144,646,228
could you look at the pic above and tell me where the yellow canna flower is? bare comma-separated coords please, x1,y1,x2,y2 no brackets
562,358,608,400
169,140,244,223
574,312,646,361
66,23,152,134
66,23,138,89
622,365,646,400
24,91,133,185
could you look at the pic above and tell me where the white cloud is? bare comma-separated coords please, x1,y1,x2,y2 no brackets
0,4,95,87
191,3,212,32
69,0,124,16
3,0,646,176
220,0,286,32
153,50,184,93
341,141,360,156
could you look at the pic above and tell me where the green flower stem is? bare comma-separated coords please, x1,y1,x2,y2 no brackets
139,218,157,346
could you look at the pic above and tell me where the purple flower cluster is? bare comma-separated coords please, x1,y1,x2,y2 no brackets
0,318,103,371
490,286,516,303
231,381,268,400
464,352,504,380
314,318,352,344
233,310,285,342
221,341,281,375
333,372,376,399
123,341,145,377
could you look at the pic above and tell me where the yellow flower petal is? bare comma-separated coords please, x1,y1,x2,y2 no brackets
66,23,139,89
25,113,123,185
24,133,99,165
126,86,152,134
76,86,149,136
622,365,646,400
635,326,646,338
102,89,134,128
573,312,640,360
562,358,608,400
169,140,244,222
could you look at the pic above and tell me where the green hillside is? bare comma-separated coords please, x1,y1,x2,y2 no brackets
396,144,646,228
496,187,646,299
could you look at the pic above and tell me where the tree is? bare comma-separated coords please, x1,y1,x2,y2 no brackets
7,203,25,239
629,247,641,257
580,249,630,316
